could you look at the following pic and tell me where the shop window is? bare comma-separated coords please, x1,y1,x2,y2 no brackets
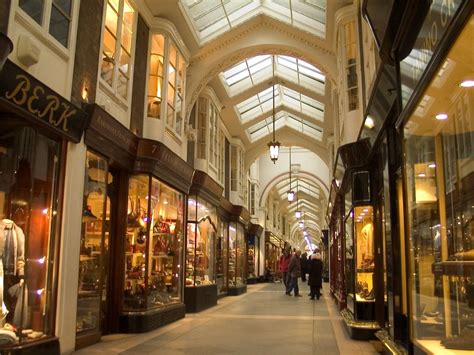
0,125,61,347
18,0,72,47
167,44,185,136
343,21,358,111
228,223,245,287
100,0,135,100
186,197,217,286
147,34,165,118
403,17,474,353
216,220,228,294
76,151,110,336
124,175,184,311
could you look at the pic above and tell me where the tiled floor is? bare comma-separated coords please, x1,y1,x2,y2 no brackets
74,282,379,354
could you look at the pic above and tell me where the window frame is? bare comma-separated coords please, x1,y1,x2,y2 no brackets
16,0,74,50
98,0,137,105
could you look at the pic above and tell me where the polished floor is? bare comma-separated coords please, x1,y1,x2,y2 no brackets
74,282,379,355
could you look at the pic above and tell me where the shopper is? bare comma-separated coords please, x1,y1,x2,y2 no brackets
300,252,309,282
308,250,323,300
286,250,302,297
279,248,291,290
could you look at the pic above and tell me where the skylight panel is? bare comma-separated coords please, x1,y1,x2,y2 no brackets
237,86,279,121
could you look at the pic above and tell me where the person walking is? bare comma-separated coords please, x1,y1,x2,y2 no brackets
308,250,323,300
286,250,302,297
279,248,291,291
300,252,309,282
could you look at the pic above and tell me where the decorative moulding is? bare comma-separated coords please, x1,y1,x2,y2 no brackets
150,17,190,61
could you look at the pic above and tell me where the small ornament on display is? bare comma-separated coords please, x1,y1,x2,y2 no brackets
136,228,146,245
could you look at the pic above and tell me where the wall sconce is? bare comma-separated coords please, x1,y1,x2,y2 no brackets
81,86,89,104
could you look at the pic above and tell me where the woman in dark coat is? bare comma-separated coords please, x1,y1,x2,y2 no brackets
308,251,323,300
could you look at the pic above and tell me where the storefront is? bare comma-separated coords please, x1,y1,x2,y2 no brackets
0,59,88,354
264,232,283,280
246,223,263,284
360,0,473,353
185,170,222,312
118,139,194,332
328,180,346,310
217,197,232,296
228,206,249,296
399,4,473,354
75,104,138,349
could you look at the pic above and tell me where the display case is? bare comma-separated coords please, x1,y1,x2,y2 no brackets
247,242,256,279
216,218,228,295
184,196,218,312
123,174,184,312
228,221,247,295
246,223,263,284
0,125,62,352
346,206,376,319
76,151,111,346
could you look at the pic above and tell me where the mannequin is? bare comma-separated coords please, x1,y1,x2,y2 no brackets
0,219,26,329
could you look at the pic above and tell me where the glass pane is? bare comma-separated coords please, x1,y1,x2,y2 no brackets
228,224,236,286
150,34,165,56
0,125,61,344
49,5,70,47
119,47,130,75
404,16,474,353
216,220,228,294
105,3,118,37
167,83,175,107
19,0,44,25
169,45,177,67
148,177,184,307
76,151,108,334
117,70,129,100
53,0,71,15
121,1,135,54
109,0,119,12
124,175,149,311
236,223,246,286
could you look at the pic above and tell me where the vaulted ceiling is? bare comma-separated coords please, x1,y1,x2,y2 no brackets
143,0,353,245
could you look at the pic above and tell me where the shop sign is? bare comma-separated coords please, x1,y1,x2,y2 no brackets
0,60,88,142
137,140,194,182
400,0,463,107
89,106,138,153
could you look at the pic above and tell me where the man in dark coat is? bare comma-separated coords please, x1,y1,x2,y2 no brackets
308,251,323,300
286,250,302,297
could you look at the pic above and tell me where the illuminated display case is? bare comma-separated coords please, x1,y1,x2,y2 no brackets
228,206,249,296
124,174,184,311
0,125,62,352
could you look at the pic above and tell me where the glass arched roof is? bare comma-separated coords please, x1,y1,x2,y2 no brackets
236,84,324,122
181,0,327,44
223,55,325,96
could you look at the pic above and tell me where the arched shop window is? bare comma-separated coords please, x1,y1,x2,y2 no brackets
147,34,187,138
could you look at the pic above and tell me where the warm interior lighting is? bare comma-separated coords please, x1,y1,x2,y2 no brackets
435,113,448,120
460,79,474,88
418,173,426,177
364,116,375,129
81,86,89,103
428,163,436,168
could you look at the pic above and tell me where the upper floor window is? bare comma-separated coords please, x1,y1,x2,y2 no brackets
209,104,218,169
343,21,358,111
217,128,225,184
197,97,207,159
147,34,186,137
19,0,72,47
100,0,135,100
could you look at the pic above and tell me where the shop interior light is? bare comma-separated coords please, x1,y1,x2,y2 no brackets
435,113,448,120
428,163,436,168
364,116,375,129
418,173,426,177
460,79,474,88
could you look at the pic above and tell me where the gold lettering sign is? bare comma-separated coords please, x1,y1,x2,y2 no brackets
4,74,74,132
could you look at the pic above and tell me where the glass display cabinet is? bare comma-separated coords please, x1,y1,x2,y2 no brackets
124,174,184,312
184,196,218,312
228,221,247,295
76,151,111,346
216,219,228,295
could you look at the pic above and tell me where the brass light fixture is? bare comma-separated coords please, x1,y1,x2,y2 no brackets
287,146,295,202
268,55,280,163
